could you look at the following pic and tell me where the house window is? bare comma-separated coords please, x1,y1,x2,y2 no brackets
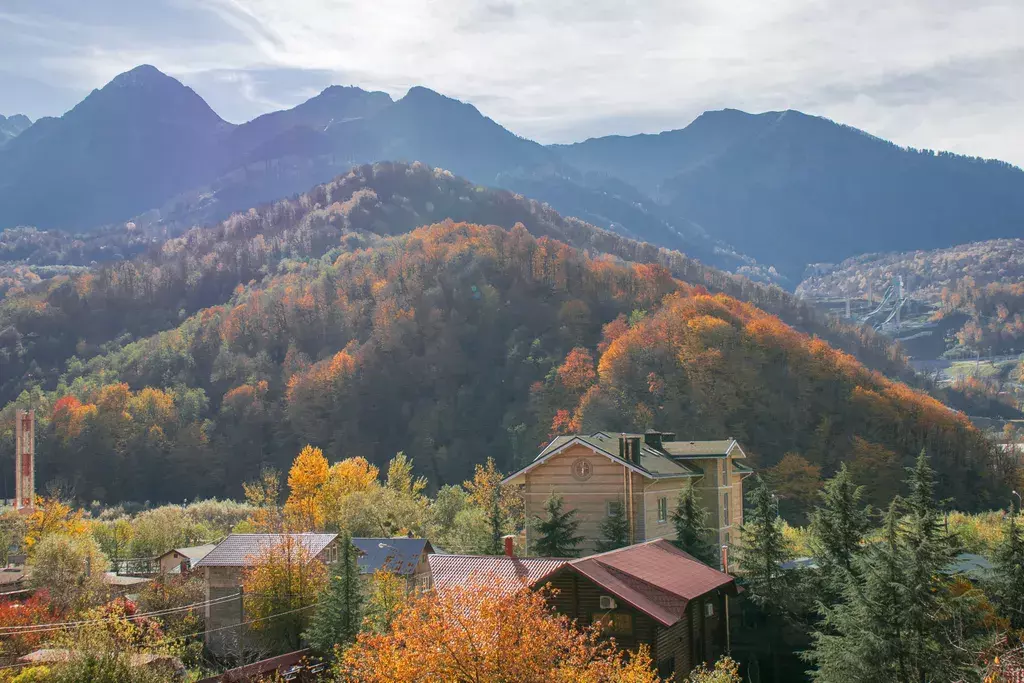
325,544,339,564
657,497,668,523
723,493,730,526
592,612,633,635
721,458,728,485
606,500,623,517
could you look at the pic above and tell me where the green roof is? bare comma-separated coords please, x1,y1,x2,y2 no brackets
662,439,737,458
535,433,700,479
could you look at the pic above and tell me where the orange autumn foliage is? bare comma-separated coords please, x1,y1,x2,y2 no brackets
340,582,661,682
558,347,598,393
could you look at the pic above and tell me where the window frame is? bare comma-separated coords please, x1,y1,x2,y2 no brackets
657,496,668,523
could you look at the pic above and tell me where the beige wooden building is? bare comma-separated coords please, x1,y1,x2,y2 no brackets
504,431,753,557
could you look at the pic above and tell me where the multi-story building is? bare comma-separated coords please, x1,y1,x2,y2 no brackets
503,430,753,556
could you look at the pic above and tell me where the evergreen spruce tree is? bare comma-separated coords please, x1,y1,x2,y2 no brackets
595,499,629,553
992,507,1024,628
901,450,959,681
486,489,504,555
809,502,914,682
808,463,871,605
809,452,979,683
739,477,794,614
304,534,363,658
809,464,870,574
533,493,584,557
671,483,717,566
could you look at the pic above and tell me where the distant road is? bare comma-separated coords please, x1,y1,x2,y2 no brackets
909,354,1021,373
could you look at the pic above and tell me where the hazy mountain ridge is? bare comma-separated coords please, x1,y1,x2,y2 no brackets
4,65,1024,284
0,114,32,146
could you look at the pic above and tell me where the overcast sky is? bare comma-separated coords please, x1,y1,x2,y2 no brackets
2,0,1022,165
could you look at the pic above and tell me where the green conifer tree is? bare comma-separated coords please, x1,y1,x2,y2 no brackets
809,502,914,682
671,483,717,566
993,508,1024,628
808,463,871,606
739,476,794,614
304,534,363,658
533,493,584,557
595,499,629,553
809,464,870,575
809,452,980,683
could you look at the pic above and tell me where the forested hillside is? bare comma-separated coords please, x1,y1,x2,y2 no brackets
798,239,1024,354
0,217,1011,508
0,163,910,412
797,239,1024,302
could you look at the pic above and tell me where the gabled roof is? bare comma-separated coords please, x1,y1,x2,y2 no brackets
503,432,700,484
157,544,217,562
550,539,737,627
427,554,568,594
194,533,338,568
351,538,433,576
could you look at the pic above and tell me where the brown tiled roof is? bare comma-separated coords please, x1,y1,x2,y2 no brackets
427,554,567,594
560,539,737,626
194,533,337,568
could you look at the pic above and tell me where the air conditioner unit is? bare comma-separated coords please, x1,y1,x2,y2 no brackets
704,602,715,618
599,595,617,610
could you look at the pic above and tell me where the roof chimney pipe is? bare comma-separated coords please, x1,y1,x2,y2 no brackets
503,535,515,558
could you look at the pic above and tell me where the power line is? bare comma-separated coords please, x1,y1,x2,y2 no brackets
0,592,242,635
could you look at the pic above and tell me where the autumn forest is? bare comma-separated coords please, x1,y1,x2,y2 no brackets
0,163,1013,513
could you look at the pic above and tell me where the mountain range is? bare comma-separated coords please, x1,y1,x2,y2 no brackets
0,114,31,146
3,65,1024,283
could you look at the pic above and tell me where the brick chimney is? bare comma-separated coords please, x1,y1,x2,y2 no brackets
503,535,515,557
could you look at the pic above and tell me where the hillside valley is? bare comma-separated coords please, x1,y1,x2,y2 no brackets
0,164,1013,511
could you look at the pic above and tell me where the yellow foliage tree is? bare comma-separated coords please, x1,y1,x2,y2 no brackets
242,467,283,532
241,535,328,653
23,498,90,553
285,445,330,531
340,582,660,682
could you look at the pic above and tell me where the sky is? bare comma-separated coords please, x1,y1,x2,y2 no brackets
2,0,1022,165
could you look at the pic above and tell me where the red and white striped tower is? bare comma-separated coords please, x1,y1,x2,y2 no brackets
14,409,35,511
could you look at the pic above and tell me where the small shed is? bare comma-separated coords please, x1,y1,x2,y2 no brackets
156,544,217,574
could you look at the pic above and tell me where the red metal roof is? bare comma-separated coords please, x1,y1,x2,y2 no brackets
427,554,567,594
561,539,737,626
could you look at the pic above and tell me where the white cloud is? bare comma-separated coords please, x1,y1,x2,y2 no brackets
1,0,1023,164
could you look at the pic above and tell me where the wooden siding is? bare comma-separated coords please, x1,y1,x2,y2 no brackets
641,479,691,542
688,456,745,552
520,443,745,557
543,568,729,679
543,570,658,653
523,444,646,554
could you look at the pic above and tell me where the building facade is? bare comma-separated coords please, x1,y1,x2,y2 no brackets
194,533,340,657
503,431,752,556
426,539,738,679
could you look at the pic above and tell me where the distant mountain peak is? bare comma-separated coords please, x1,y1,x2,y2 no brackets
107,64,176,89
